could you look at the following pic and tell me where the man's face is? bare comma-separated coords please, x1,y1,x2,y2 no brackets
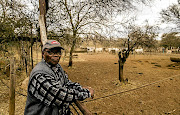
43,48,62,66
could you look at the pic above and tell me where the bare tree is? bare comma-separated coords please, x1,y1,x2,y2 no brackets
0,0,30,41
118,23,158,82
160,1,180,30
160,32,180,49
0,0,38,75
46,0,154,67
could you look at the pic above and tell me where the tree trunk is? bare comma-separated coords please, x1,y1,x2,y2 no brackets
30,24,34,69
68,39,76,67
118,51,129,83
39,0,47,46
25,56,28,75
39,15,47,45
68,51,73,67
36,38,39,64
119,58,124,82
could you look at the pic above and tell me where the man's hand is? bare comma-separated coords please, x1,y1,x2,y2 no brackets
83,86,94,99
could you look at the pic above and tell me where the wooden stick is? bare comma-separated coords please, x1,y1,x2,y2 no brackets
39,0,47,45
39,15,47,45
9,57,16,115
74,100,92,115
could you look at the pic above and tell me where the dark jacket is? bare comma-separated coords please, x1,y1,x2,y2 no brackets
24,60,90,115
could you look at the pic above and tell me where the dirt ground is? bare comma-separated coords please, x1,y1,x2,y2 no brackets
0,52,180,115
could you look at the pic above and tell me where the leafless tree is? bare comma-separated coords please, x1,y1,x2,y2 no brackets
160,1,180,30
0,0,37,75
46,0,154,67
0,0,30,41
160,32,180,49
118,22,158,82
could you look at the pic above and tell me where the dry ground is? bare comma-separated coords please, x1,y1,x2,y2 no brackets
0,52,180,115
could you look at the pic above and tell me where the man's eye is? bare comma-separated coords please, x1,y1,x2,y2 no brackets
46,50,61,55
46,51,52,54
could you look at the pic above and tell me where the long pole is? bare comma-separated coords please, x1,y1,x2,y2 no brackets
39,0,47,45
9,57,16,115
30,23,34,69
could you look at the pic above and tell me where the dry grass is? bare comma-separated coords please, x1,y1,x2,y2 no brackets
0,52,180,115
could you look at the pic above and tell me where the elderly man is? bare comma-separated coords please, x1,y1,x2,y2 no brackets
24,40,94,115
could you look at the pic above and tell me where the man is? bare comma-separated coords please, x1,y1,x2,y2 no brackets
24,40,94,115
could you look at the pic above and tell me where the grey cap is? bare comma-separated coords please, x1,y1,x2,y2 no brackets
42,40,64,51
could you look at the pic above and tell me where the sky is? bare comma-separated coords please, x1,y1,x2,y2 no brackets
135,0,178,40
114,0,178,40
25,0,178,39
135,0,178,28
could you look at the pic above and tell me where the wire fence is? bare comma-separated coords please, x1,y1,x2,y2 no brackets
82,74,180,103
1,70,180,114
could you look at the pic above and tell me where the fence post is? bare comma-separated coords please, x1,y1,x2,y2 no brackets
9,57,16,115
75,100,92,115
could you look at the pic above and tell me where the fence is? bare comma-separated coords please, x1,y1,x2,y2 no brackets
6,57,92,115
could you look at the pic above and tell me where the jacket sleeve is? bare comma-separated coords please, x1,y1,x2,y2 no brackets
28,73,91,107
64,74,90,92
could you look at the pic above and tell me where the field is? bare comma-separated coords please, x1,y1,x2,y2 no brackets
0,52,180,115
